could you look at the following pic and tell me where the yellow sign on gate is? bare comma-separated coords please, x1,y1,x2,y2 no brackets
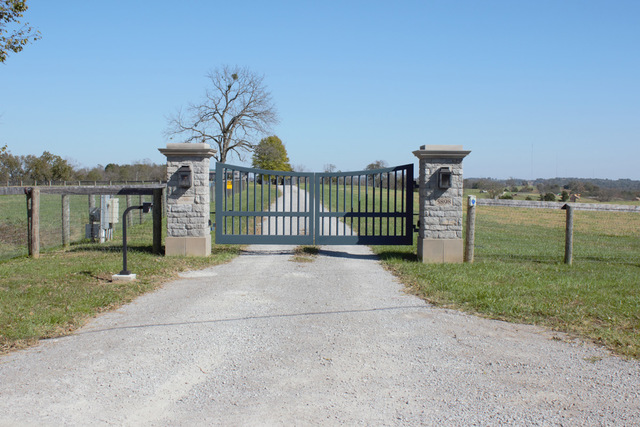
226,181,232,190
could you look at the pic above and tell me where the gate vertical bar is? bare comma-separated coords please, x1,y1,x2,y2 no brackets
357,175,362,236
153,188,162,254
365,174,369,236
394,170,398,236
386,172,390,236
373,172,383,236
401,168,405,236
405,164,413,243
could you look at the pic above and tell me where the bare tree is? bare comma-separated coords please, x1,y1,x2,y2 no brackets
365,160,388,170
165,65,278,163
323,164,337,173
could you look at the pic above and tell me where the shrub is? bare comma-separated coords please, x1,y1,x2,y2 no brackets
499,194,513,200
540,192,557,202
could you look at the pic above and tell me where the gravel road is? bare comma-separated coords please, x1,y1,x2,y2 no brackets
1,242,639,426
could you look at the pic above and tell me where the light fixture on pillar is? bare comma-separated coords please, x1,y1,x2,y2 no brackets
177,165,192,188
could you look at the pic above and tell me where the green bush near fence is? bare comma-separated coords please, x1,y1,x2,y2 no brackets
374,204,640,359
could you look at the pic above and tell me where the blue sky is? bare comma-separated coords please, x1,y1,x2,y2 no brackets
1,0,639,179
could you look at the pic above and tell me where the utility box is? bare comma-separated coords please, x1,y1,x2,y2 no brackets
98,195,117,243
107,198,119,224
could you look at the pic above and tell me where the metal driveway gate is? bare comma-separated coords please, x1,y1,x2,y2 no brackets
215,163,413,245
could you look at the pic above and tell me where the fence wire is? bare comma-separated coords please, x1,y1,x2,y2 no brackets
0,194,152,261
469,204,640,264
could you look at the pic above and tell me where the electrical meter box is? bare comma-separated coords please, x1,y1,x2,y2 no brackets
107,198,119,223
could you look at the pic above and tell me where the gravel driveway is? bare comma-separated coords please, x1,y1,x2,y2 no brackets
0,243,638,426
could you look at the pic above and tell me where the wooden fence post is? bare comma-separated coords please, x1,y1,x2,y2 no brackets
465,196,476,263
27,188,40,258
62,194,70,248
153,188,163,254
563,204,574,265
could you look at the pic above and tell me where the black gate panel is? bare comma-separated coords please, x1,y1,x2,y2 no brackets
314,164,414,245
215,164,314,245
215,163,414,245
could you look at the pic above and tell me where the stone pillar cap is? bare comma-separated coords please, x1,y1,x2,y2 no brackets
159,142,217,158
413,145,471,159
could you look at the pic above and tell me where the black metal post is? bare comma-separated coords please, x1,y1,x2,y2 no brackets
120,203,152,275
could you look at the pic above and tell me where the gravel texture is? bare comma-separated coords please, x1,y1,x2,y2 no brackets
0,243,639,426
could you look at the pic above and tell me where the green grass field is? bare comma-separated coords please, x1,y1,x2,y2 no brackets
373,200,640,359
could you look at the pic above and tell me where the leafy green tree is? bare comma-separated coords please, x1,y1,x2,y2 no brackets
251,135,292,171
51,156,73,180
23,151,73,181
0,146,23,181
1,0,41,63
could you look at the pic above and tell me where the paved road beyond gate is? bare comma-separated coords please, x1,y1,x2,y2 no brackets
215,163,414,245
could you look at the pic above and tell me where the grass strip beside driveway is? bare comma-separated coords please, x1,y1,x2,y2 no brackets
373,207,640,359
0,223,241,354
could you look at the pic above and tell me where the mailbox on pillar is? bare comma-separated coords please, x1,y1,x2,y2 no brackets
177,165,192,188
438,167,452,189
413,145,471,264
159,143,217,257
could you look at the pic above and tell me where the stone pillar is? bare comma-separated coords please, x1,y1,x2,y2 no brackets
159,143,217,256
413,145,471,263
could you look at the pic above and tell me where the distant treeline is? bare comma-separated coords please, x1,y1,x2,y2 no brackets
465,177,640,202
0,146,166,183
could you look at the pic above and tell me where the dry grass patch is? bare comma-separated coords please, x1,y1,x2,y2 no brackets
290,246,320,263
